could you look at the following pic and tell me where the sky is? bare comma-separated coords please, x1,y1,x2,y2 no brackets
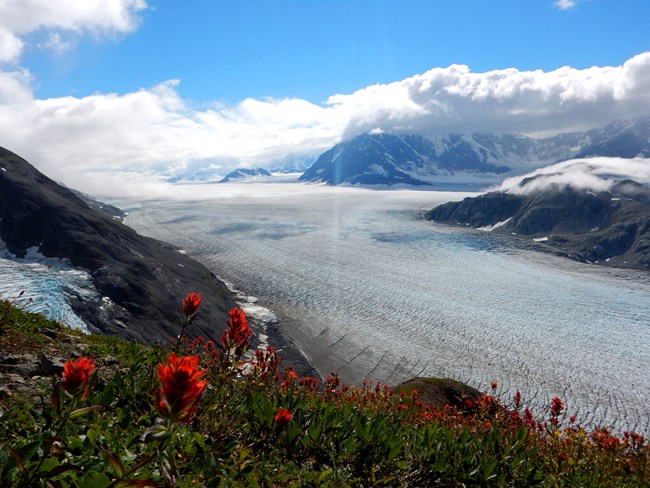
0,0,649,196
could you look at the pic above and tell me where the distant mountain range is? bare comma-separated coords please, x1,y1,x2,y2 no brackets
219,167,271,183
0,146,236,342
426,179,650,270
299,118,650,186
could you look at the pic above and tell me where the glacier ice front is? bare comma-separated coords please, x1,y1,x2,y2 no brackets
0,240,96,333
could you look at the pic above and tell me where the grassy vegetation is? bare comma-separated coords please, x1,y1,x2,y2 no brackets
0,298,648,487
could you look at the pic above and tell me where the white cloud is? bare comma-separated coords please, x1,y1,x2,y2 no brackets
0,0,147,62
0,68,33,104
553,0,577,10
0,79,344,194
496,157,650,194
1,51,650,197
333,52,650,139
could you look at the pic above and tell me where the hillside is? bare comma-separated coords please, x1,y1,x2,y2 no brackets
426,180,650,270
1,300,648,486
0,146,236,342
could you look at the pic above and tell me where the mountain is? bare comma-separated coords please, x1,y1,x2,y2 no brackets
69,188,126,221
219,167,272,183
299,118,650,186
268,156,316,174
575,118,650,159
426,179,650,270
0,146,236,342
299,132,511,187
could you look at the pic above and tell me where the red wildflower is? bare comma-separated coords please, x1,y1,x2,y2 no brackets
221,307,252,356
62,357,96,399
490,381,497,390
155,353,207,424
513,391,522,409
274,408,292,427
182,292,202,318
550,397,564,418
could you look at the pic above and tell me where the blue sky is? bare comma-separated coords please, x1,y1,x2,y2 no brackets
22,0,650,104
0,0,649,196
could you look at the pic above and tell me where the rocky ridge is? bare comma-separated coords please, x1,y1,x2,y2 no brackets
0,146,237,342
426,180,650,270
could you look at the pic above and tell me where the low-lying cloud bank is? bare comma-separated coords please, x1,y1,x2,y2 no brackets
1,2,649,198
497,157,650,195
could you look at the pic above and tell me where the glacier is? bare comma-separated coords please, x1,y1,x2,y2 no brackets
0,239,94,333
123,182,650,435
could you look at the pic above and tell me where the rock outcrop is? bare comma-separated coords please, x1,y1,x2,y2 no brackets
0,146,237,342
426,181,650,270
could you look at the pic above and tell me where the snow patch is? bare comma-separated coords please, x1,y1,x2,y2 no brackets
217,276,278,353
533,236,549,242
478,218,512,232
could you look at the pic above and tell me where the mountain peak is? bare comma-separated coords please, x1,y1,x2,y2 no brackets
299,118,650,187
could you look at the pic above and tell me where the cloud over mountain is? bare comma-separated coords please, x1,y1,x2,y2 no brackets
0,0,649,198
332,52,650,139
496,157,650,195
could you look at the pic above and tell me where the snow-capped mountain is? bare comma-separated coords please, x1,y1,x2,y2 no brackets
268,156,316,174
299,118,650,186
219,167,272,183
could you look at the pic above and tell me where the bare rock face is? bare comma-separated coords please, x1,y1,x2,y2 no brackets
396,377,484,410
426,182,650,271
0,146,237,342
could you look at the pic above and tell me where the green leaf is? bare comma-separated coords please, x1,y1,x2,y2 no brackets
78,471,111,488
102,447,125,477
246,473,260,488
309,422,322,442
387,441,402,463
318,469,332,482
39,457,60,472
16,440,41,464
114,481,162,488
69,405,106,419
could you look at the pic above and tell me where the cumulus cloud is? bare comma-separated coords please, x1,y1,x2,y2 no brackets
333,52,650,139
553,0,577,10
1,49,650,197
0,0,147,62
496,157,650,195
0,79,343,194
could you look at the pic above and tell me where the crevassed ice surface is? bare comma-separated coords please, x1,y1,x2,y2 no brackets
123,183,650,434
0,244,93,333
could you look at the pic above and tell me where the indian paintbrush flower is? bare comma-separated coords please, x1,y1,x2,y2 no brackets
176,292,203,347
155,353,207,424
274,408,292,427
61,357,96,399
221,307,252,357
182,292,202,318
550,396,564,423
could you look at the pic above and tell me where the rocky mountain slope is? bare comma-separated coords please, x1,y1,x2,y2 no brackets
299,118,650,186
219,167,271,183
426,180,650,270
0,146,236,342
